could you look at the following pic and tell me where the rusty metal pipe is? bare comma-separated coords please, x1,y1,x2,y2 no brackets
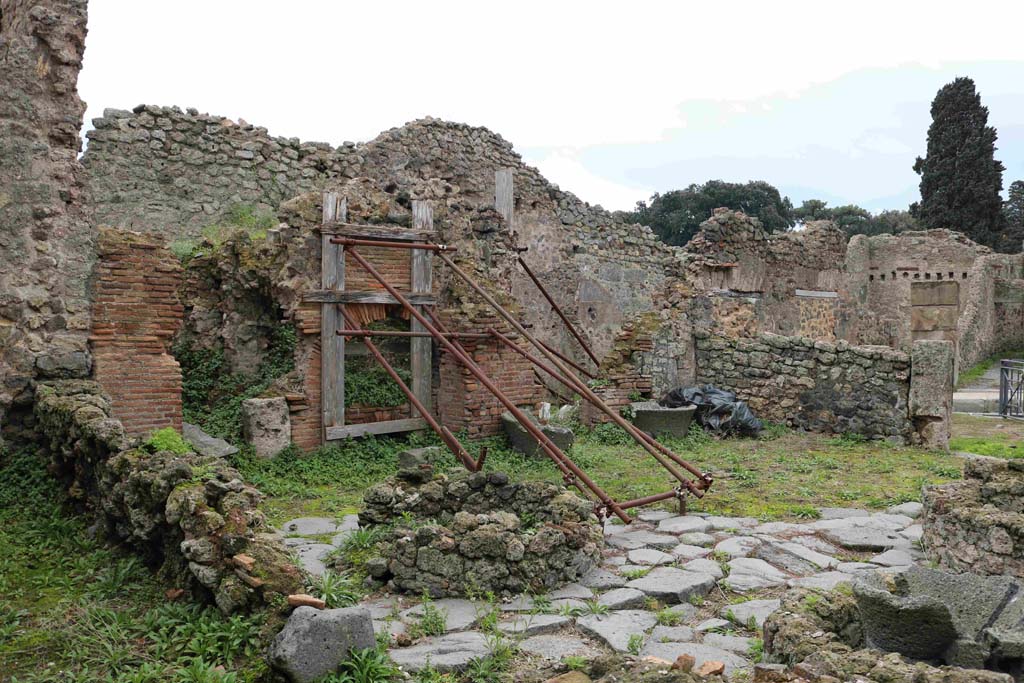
518,256,601,367
439,252,710,490
346,247,631,523
535,337,597,380
487,325,712,497
329,237,456,252
337,329,490,339
338,307,478,472
488,326,710,493
617,490,681,510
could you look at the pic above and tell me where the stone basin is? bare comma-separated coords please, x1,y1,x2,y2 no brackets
630,401,696,438
501,411,574,457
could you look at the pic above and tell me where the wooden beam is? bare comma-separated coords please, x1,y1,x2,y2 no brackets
495,168,514,228
326,417,428,440
411,200,434,418
321,193,346,435
321,222,434,241
304,290,436,306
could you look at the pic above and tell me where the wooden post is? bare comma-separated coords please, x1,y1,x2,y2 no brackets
410,200,434,417
321,192,347,437
495,168,514,229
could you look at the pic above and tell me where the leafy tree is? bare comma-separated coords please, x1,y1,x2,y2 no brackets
912,77,1006,248
999,180,1024,253
631,180,794,246
793,200,918,237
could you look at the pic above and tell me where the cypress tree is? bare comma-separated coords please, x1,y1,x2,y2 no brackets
912,77,1006,248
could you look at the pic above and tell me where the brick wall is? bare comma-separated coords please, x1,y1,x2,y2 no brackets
438,311,541,438
344,246,412,292
89,229,183,437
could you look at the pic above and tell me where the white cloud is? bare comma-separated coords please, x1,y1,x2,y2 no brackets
526,149,652,211
76,0,1024,211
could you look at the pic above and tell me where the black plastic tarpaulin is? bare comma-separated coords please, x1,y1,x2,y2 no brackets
659,384,762,436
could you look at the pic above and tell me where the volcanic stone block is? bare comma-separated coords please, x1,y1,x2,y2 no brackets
501,411,574,457
910,339,954,449
241,397,291,458
630,401,696,438
269,606,375,683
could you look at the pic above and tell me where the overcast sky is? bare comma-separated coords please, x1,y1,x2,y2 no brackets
78,1,1024,212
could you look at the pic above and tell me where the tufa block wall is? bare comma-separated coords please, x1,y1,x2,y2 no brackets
694,331,915,441
89,229,184,436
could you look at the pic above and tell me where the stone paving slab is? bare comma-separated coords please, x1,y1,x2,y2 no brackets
887,502,923,518
627,548,673,566
722,599,781,629
626,567,716,604
497,613,571,636
714,536,762,558
294,543,334,576
649,624,696,643
818,507,871,520
704,516,759,530
788,571,853,591
704,632,756,654
671,543,712,560
726,557,789,592
389,631,489,672
870,548,918,567
580,567,626,590
616,530,680,549
282,517,338,536
549,583,594,600
640,641,751,676
597,587,646,610
822,525,904,551
695,617,731,631
679,532,716,547
657,516,712,535
683,558,725,580
577,609,658,652
401,599,478,632
518,634,601,660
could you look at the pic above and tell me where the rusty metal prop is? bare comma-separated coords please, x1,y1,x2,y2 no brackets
487,326,709,498
437,252,712,497
343,246,633,523
517,256,601,368
329,237,456,252
338,307,484,472
337,329,489,340
534,336,597,380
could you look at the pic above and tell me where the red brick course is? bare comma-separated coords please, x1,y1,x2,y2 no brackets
89,229,184,437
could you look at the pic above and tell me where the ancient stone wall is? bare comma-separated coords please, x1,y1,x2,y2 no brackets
923,457,1024,579
33,380,302,614
842,230,1024,376
89,229,184,436
83,105,361,236
694,331,915,441
0,0,95,438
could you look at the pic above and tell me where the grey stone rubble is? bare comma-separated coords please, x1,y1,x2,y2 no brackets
279,505,928,677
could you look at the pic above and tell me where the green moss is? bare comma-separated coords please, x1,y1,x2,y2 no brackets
145,427,194,454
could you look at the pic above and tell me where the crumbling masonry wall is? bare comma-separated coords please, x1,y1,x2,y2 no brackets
0,0,95,437
694,331,915,441
33,380,302,614
90,229,184,436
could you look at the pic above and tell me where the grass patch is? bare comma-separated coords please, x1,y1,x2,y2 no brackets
948,435,1024,459
170,204,278,264
956,349,1024,389
0,447,270,682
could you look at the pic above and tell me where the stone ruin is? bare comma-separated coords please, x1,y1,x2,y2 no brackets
762,566,1023,682
923,456,1024,578
355,447,602,597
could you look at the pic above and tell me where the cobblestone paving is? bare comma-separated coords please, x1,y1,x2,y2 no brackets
280,502,924,679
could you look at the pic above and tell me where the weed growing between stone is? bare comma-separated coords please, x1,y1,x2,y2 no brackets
0,447,270,682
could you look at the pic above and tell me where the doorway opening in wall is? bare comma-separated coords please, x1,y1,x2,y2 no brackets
344,307,415,430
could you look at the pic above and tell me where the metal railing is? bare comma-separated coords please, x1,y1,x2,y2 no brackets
998,359,1024,419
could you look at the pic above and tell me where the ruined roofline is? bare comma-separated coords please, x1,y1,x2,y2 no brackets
82,104,668,248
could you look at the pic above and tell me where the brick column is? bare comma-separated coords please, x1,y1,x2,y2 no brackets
89,229,183,437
